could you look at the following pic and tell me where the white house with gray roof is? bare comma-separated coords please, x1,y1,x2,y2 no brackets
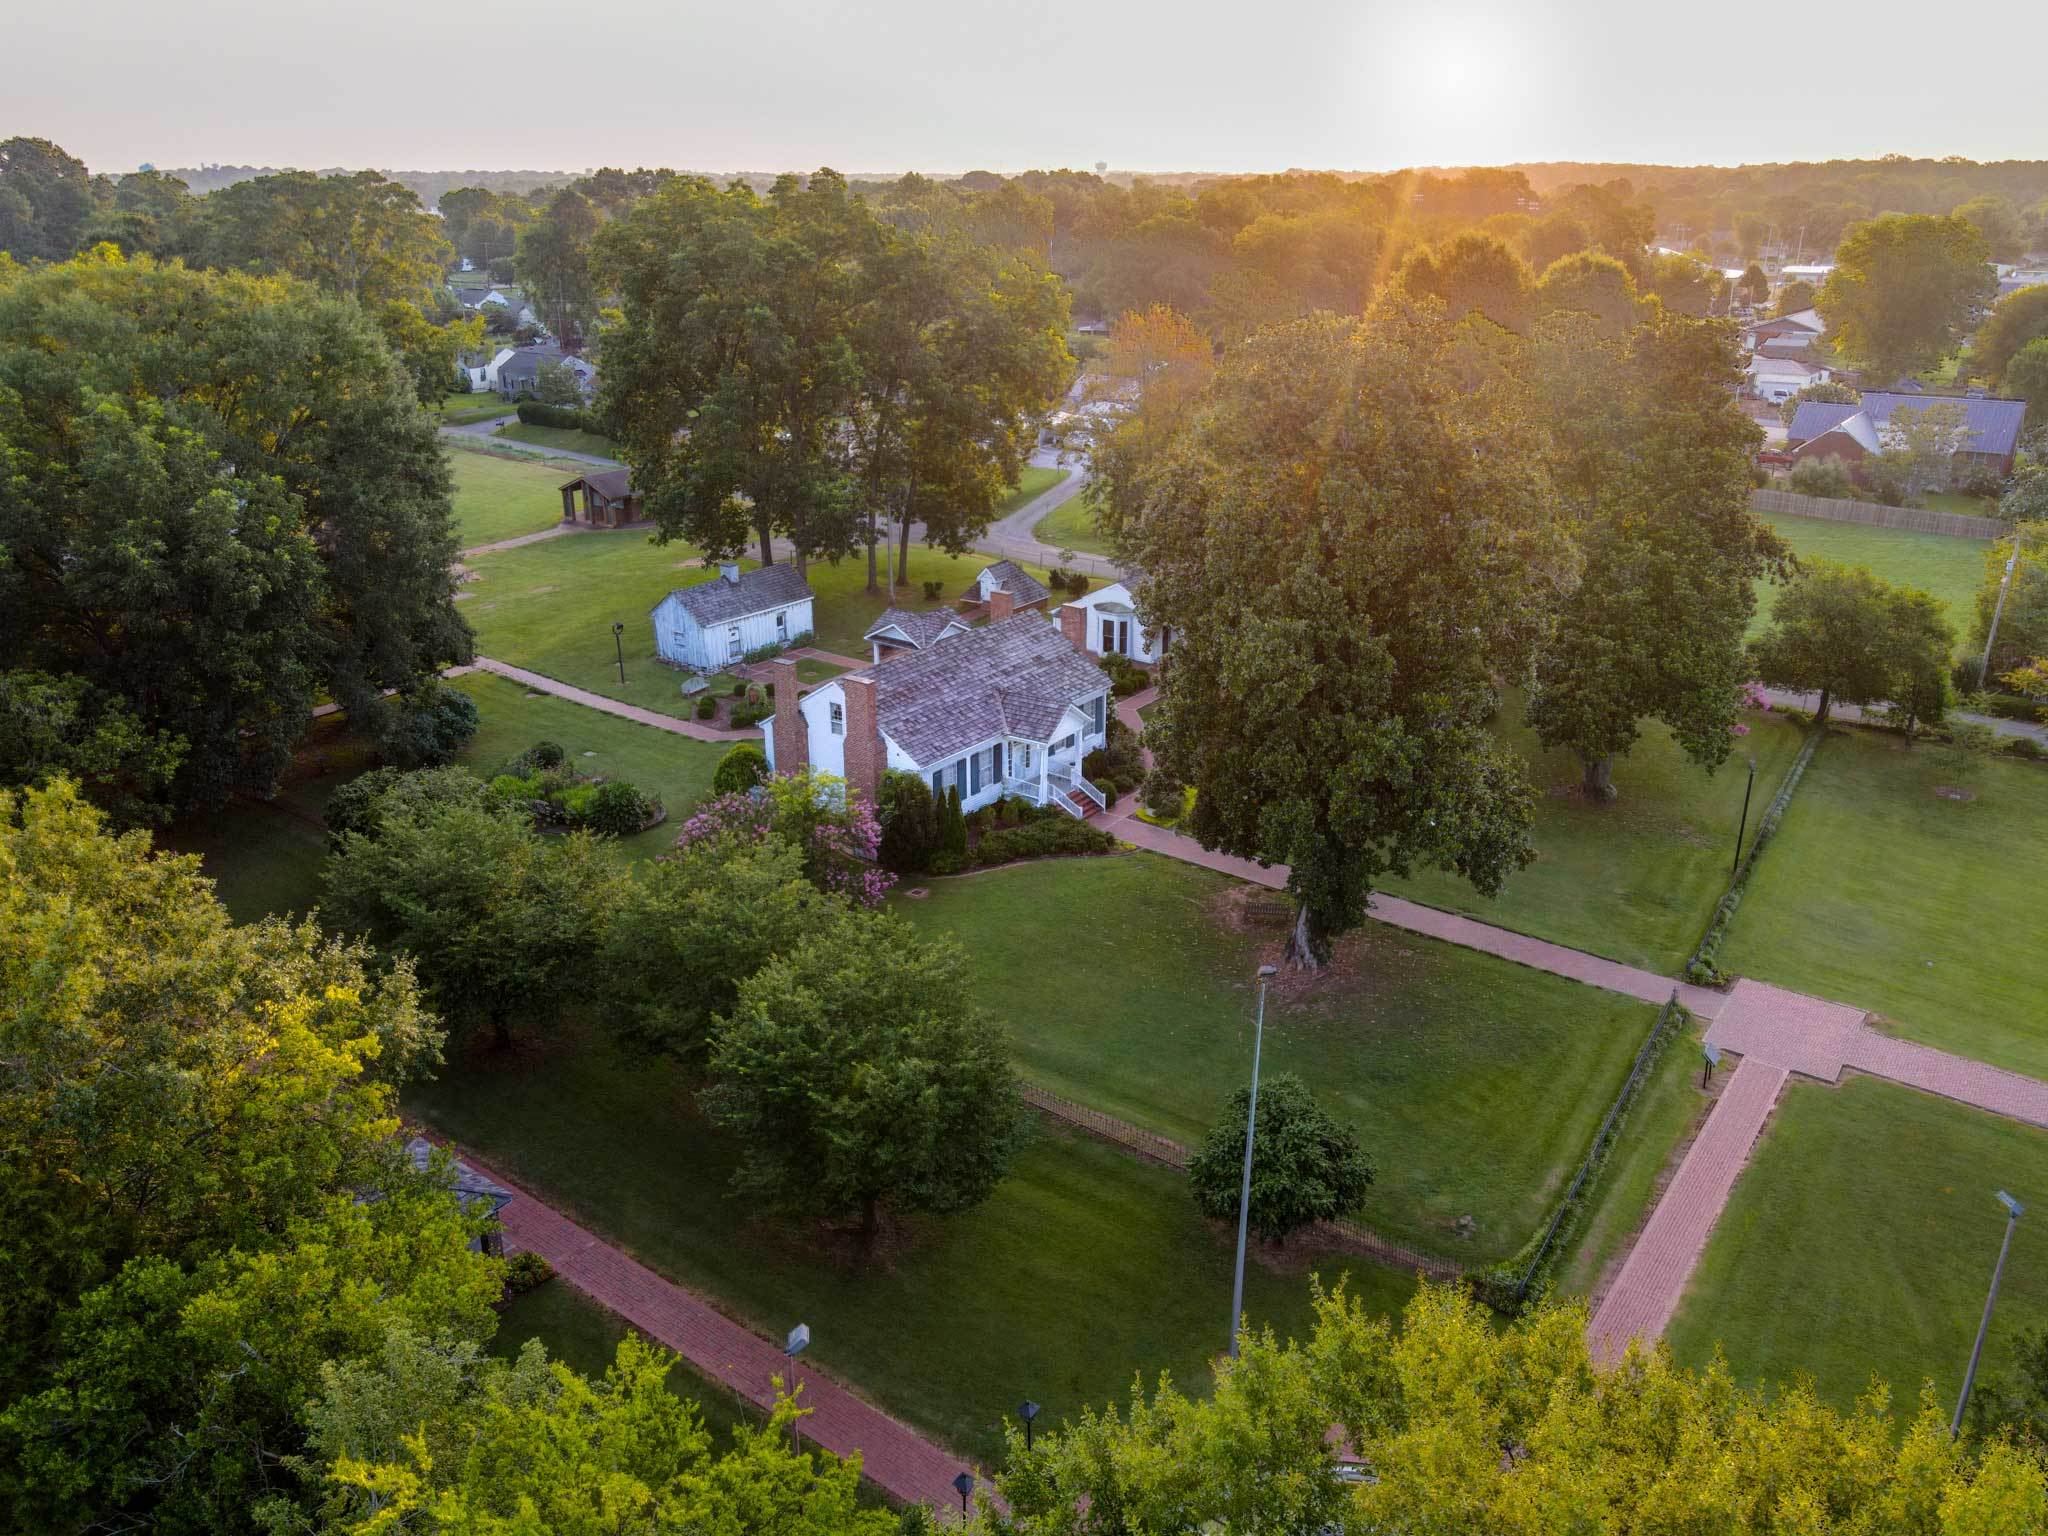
651,562,815,670
970,560,1051,610
862,606,972,663
767,612,1115,819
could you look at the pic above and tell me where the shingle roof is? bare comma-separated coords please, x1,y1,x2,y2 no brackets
978,559,1050,607
497,345,564,383
561,468,634,499
863,607,965,650
1863,392,2025,458
847,614,1110,765
1786,401,1862,444
1799,412,1882,456
657,563,813,625
405,1137,512,1217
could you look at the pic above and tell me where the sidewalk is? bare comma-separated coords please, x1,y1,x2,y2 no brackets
469,656,760,744
439,1140,981,1514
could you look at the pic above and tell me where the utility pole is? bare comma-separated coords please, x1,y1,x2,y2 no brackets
1979,525,2028,689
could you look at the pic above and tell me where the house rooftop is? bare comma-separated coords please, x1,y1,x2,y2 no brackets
560,468,633,499
1788,392,2027,458
848,614,1109,765
976,559,1050,607
863,606,966,651
656,562,812,626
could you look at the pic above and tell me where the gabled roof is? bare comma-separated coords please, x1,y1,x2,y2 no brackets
863,606,969,651
561,468,635,499
1749,353,1825,378
1785,400,1862,444
840,614,1110,765
1798,412,1882,456
1861,392,2025,458
977,559,1050,607
655,563,813,626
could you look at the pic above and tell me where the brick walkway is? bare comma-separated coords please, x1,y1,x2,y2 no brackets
1585,1055,1788,1363
469,657,760,744
445,1142,982,1514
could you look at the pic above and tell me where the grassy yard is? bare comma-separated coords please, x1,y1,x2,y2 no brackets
449,451,572,549
1666,1076,2048,1411
450,672,726,862
1033,481,1109,557
1757,512,1988,640
494,421,621,459
1717,726,2048,1077
408,1017,1416,1466
1376,701,1807,974
996,466,1069,516
460,530,1052,717
435,393,514,425
897,854,1661,1264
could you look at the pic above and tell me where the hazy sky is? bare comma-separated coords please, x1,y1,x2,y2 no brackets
15,0,2048,175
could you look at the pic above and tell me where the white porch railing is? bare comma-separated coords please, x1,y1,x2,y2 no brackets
1001,766,1106,818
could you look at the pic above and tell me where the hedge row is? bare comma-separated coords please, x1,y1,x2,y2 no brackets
1684,725,1825,986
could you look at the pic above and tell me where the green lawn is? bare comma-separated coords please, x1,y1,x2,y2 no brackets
897,854,1660,1264
1667,1077,2048,1411
408,1017,1416,1466
1717,726,2048,1077
460,530,1052,716
435,393,514,425
1377,702,1808,974
1757,512,1989,641
996,466,1069,517
1033,482,1109,557
449,451,572,549
494,421,621,459
450,672,725,862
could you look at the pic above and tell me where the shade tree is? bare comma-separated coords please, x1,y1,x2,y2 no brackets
1969,284,2048,390
1750,559,1957,725
1186,1073,1374,1243
1818,214,1996,381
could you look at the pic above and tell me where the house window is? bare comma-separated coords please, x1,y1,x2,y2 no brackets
1090,695,1106,735
931,769,945,796
829,702,844,736
954,759,968,795
775,610,788,640
969,752,983,795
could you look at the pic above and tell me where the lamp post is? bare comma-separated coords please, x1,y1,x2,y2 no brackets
783,1323,810,1450
611,621,627,686
952,1471,975,1519
1019,1399,1041,1452
1731,756,1758,880
1953,1191,2025,1439
1227,964,1278,1360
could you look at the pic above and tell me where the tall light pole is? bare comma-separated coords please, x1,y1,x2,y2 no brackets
611,621,627,686
1731,757,1758,879
1227,964,1278,1360
1979,526,2028,691
1952,1191,2025,1439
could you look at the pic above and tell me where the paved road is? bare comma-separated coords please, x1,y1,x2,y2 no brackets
1760,687,2048,745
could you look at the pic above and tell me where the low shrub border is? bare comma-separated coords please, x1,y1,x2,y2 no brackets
1684,725,1825,986
1470,990,1690,1312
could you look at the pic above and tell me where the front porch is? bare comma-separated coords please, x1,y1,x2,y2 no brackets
997,722,1106,819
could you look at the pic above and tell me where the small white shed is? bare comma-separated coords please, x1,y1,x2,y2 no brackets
651,563,815,671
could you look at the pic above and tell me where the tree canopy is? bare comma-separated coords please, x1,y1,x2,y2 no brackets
1818,214,1996,381
1186,1073,1374,1243
1751,559,1956,724
1970,284,2048,390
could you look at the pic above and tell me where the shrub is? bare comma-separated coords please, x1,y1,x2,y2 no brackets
1186,1073,1373,1242
922,580,944,600
743,638,797,664
1083,715,1147,800
514,399,588,430
729,702,771,731
378,678,481,769
1100,652,1148,697
586,778,658,836
1047,567,1069,590
730,681,747,697
972,815,1117,865
2001,735,2046,760
1952,655,1988,695
1141,768,1187,820
694,695,716,720
325,767,406,844
877,769,941,873
328,766,495,846
943,783,968,858
712,743,769,794
503,1250,554,1295
501,740,565,778
1957,465,2009,500
1067,572,1091,596
1787,456,1856,501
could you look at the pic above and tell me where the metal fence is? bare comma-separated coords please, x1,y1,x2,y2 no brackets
1751,488,2006,539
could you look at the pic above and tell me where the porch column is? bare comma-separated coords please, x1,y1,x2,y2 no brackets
1037,745,1048,805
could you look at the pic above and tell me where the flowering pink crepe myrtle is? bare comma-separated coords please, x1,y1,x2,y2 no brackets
672,773,895,907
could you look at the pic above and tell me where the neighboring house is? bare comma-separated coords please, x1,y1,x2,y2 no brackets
1747,351,1833,404
494,346,596,400
1786,391,2028,480
1755,334,1816,360
863,606,972,664
1062,580,1168,665
650,562,815,670
559,469,643,527
767,601,1115,819
968,559,1051,611
472,287,536,325
1743,308,1825,351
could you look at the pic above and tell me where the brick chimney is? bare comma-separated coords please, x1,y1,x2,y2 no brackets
1058,602,1088,653
769,658,806,772
988,587,1015,622
840,674,883,804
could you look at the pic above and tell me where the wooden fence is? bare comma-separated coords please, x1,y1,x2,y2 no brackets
1750,488,2006,539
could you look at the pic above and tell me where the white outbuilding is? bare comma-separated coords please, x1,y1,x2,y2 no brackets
650,562,815,671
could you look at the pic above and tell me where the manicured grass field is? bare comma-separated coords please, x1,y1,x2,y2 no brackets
449,672,725,862
449,451,573,549
1666,1076,2048,1411
996,465,1069,516
495,421,622,459
408,1017,1416,1466
460,529,1052,718
435,393,514,425
1377,701,1808,974
1756,512,1988,640
897,854,1661,1263
1033,481,1109,557
1717,726,2048,1077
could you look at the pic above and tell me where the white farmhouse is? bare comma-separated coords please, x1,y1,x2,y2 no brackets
650,562,815,671
1060,580,1168,665
767,599,1115,819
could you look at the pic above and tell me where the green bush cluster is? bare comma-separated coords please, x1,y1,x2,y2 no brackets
1140,767,1187,820
1686,728,1823,985
712,743,768,794
970,812,1117,866
1099,652,1149,697
729,702,771,730
515,400,589,430
1083,716,1146,801
487,741,661,837
1045,567,1092,596
502,1250,555,1296
876,769,942,872
694,695,717,720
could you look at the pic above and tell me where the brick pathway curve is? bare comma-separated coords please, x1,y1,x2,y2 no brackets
469,657,760,744
442,1142,982,1515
